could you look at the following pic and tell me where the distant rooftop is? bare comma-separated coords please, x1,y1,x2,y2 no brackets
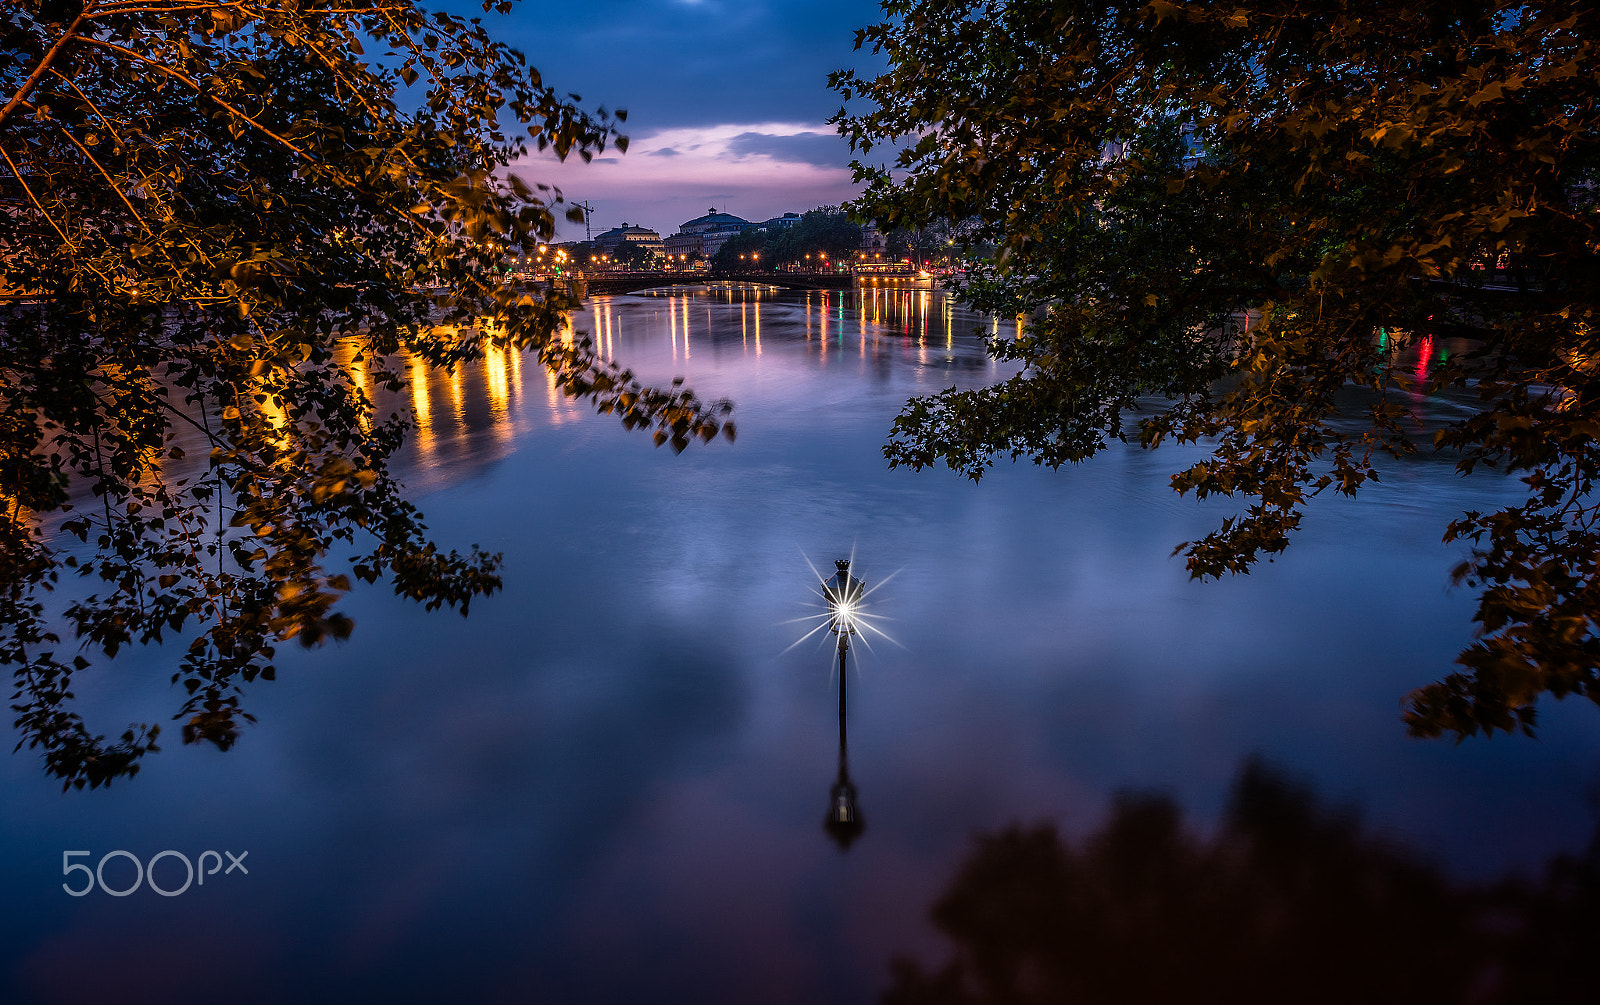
594,223,660,239
679,210,751,233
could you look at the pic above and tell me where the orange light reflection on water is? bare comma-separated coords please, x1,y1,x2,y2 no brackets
409,355,434,461
385,289,1013,469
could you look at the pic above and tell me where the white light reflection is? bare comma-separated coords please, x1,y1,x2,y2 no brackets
780,548,904,666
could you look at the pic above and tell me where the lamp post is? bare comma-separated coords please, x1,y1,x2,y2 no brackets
822,559,865,850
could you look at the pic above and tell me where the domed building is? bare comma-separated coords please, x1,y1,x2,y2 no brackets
663,209,752,260
592,223,664,259
758,212,802,232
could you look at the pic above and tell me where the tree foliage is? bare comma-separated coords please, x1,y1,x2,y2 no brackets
772,205,863,266
714,206,862,271
833,0,1600,738
885,218,958,267
1,1,732,787
887,759,1600,1004
710,226,765,271
608,239,659,270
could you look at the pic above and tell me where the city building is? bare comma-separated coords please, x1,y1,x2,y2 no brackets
663,230,705,261
592,224,664,258
664,210,752,259
859,222,887,255
757,213,802,232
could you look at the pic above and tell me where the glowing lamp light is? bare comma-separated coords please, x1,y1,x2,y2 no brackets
821,557,867,851
823,559,864,639
827,768,862,849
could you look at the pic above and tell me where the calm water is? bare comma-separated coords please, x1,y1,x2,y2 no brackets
4,287,1599,1003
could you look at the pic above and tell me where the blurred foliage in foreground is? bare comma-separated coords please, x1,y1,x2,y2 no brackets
888,759,1600,1005
834,1,1600,738
1,2,731,787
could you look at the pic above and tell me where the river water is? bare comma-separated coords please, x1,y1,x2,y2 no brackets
3,287,1598,1003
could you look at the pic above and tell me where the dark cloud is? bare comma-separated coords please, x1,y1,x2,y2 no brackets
448,0,890,131
726,131,853,168
487,1,876,234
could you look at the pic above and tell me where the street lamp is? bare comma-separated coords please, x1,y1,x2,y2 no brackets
822,558,865,850
823,558,864,645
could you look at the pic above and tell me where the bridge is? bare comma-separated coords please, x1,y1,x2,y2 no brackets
532,270,858,297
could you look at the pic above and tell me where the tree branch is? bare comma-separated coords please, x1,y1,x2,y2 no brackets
0,13,88,132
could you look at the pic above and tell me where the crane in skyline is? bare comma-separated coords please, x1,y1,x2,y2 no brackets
572,200,595,240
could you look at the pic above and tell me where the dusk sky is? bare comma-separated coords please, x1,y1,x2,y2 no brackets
475,0,890,238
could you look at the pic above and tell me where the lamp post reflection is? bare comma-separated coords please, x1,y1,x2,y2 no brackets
822,558,866,851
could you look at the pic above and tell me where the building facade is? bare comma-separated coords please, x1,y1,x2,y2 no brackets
665,210,752,259
859,222,887,256
663,231,705,261
592,224,665,259
757,213,802,232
